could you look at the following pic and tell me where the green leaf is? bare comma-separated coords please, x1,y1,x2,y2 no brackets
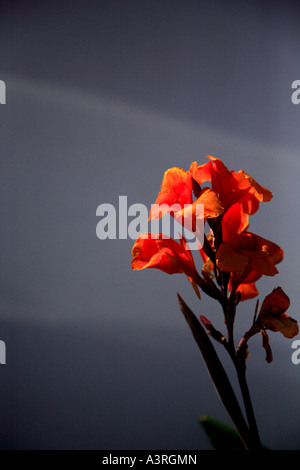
177,293,251,450
200,415,245,450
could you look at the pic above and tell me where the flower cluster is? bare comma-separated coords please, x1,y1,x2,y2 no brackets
131,155,298,358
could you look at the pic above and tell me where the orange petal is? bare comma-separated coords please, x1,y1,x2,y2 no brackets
236,282,259,301
131,234,156,269
260,287,290,314
258,288,298,338
196,187,224,218
242,237,283,277
131,233,202,300
160,167,191,194
232,232,284,277
131,234,176,273
206,155,238,205
131,234,177,273
149,167,193,219
265,314,299,338
245,251,279,277
239,192,260,216
216,242,249,272
189,161,200,177
192,161,212,186
222,203,249,242
175,187,224,235
233,170,273,202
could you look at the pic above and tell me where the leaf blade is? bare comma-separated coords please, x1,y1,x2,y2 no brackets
177,293,251,449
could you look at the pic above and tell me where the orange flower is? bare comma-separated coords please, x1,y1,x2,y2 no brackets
173,188,224,240
238,287,298,363
193,155,272,210
233,282,259,302
149,164,224,223
216,232,283,275
135,157,279,303
192,155,273,241
199,237,259,301
149,167,193,219
131,233,201,297
257,287,298,338
214,232,284,301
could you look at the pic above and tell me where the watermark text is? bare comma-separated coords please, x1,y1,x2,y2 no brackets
0,341,6,365
0,80,6,104
291,340,300,364
96,196,204,250
291,80,300,105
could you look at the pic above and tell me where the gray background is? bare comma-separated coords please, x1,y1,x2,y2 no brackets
0,0,300,449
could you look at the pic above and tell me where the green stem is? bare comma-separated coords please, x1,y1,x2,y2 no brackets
178,294,253,449
236,363,262,449
223,302,262,449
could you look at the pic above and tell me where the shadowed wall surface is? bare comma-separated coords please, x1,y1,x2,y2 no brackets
1,0,300,449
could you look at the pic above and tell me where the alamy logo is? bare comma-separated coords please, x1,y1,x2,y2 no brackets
291,340,300,365
0,80,6,104
0,341,6,365
291,80,300,105
96,196,204,250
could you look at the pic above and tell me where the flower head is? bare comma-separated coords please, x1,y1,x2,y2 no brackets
217,231,284,274
193,155,273,240
149,167,193,219
237,287,298,363
149,163,224,221
199,231,284,301
133,156,282,303
257,287,298,338
131,233,201,297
